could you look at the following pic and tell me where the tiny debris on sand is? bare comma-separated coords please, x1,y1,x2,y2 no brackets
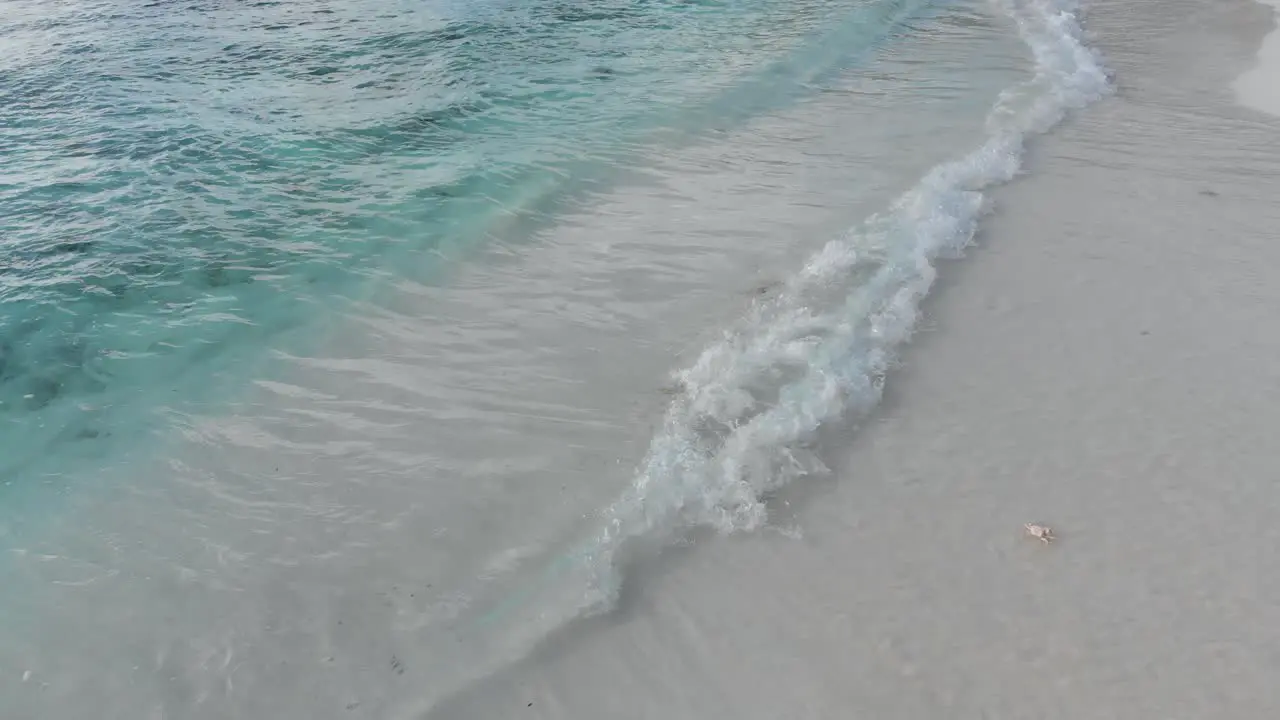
1024,523,1055,544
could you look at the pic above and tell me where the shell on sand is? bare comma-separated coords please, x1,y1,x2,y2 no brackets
1024,523,1055,543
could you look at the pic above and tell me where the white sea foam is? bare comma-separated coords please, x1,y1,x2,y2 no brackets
571,0,1112,608
416,1,1110,715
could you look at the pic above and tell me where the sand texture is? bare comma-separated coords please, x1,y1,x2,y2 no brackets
1235,0,1280,116
428,1,1280,717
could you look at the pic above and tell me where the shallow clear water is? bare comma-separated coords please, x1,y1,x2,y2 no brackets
0,0,1109,717
0,0,934,484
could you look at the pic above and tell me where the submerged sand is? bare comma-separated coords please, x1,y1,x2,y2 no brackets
431,0,1280,717
6,0,1277,717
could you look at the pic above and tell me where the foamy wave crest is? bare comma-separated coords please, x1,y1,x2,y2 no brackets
414,3,1110,716
573,0,1111,608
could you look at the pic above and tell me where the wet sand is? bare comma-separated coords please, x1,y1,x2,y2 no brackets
430,0,1280,717
1,6,1031,717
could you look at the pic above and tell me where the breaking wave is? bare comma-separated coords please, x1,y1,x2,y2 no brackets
573,0,1111,610
417,1,1110,715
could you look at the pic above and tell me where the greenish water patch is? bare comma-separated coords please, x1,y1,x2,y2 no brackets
0,0,938,488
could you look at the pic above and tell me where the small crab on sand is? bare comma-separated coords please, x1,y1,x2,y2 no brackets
1024,523,1055,544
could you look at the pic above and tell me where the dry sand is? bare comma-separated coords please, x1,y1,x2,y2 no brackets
430,1,1280,717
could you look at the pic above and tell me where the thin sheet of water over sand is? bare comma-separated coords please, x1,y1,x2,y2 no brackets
428,0,1280,717
5,0,1280,717
0,4,1029,717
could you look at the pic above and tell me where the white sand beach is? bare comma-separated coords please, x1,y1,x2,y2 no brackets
427,1,1280,717
5,1,1279,718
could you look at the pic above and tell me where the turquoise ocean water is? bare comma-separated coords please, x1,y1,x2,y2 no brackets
1,0,1109,716
1,0,930,487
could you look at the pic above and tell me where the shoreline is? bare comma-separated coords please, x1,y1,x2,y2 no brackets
1,4,1031,716
6,0,1280,717
1234,0,1280,116
422,0,1280,717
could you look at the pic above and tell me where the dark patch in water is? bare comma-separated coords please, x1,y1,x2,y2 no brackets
338,100,485,157
47,240,95,255
52,338,89,366
552,4,640,23
24,377,62,411
749,279,782,297
205,266,231,287
202,262,255,288
397,102,485,131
